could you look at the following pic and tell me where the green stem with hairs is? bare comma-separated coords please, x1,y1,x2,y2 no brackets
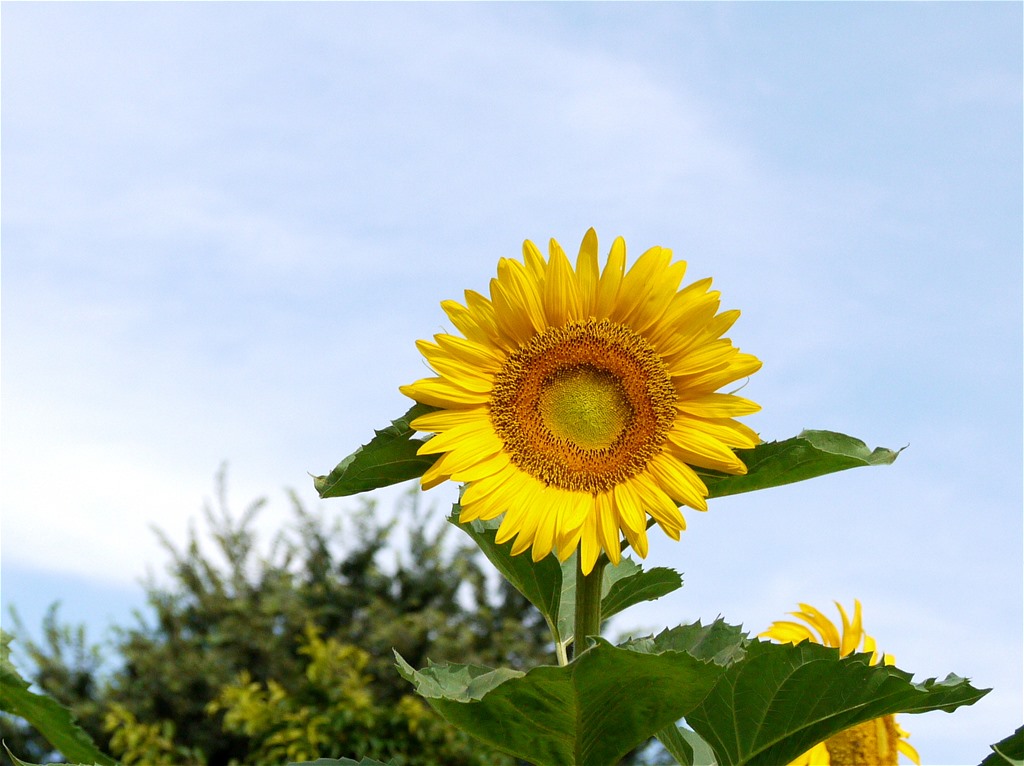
573,555,606,660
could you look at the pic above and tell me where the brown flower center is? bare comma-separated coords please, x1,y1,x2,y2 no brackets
825,716,901,766
489,319,676,493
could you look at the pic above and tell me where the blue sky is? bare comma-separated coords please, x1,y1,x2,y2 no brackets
2,3,1021,763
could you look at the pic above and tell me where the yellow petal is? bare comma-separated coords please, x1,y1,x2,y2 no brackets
632,473,685,538
421,444,499,490
702,307,741,341
420,454,451,491
494,475,542,546
461,469,517,523
621,519,649,558
503,479,546,553
579,511,601,575
667,340,739,376
677,352,763,395
675,393,761,419
441,297,500,347
508,517,538,554
422,440,502,480
434,333,505,372
509,527,537,556
543,238,582,327
561,490,591,534
416,420,501,456
800,742,828,766
835,600,862,657
411,406,489,433
556,498,588,561
839,602,856,655
647,454,709,512
498,257,546,335
490,275,536,347
610,245,671,325
415,340,494,393
465,289,515,353
460,464,518,507
594,236,625,319
647,280,720,354
450,449,511,484
862,634,880,666
575,228,600,319
760,620,818,645
522,239,547,281
612,481,646,536
898,738,922,765
794,604,841,648
595,492,621,566
620,252,687,334
666,423,748,474
400,377,489,408
531,487,561,562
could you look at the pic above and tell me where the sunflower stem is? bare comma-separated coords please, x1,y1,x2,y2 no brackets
573,555,606,660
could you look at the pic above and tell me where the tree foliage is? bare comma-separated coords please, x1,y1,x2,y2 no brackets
2,473,553,765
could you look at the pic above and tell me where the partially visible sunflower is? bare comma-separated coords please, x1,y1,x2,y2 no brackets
761,600,922,766
399,229,761,574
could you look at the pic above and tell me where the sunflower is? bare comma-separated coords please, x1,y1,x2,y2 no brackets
399,229,761,575
760,600,922,766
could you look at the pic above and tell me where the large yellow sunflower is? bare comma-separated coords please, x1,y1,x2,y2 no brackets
761,600,922,766
400,229,761,575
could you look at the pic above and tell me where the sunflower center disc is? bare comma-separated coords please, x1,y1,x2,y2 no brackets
824,717,901,766
538,366,630,450
489,318,677,494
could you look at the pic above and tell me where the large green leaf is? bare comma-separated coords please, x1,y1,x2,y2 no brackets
656,723,718,766
0,632,118,766
397,618,986,766
979,725,1024,766
451,509,683,656
698,430,902,498
396,620,745,766
621,622,747,666
684,638,989,766
449,505,566,647
313,404,439,498
600,559,682,622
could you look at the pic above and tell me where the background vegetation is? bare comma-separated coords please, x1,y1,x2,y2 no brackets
2,475,571,765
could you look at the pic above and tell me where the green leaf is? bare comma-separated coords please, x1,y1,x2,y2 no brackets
554,555,577,653
979,725,1024,766
397,620,986,766
0,632,118,766
684,638,990,766
656,723,718,766
451,511,683,658
313,404,440,498
2,743,109,766
600,560,682,622
288,759,395,766
698,430,902,498
622,621,748,667
396,620,746,766
449,505,565,646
